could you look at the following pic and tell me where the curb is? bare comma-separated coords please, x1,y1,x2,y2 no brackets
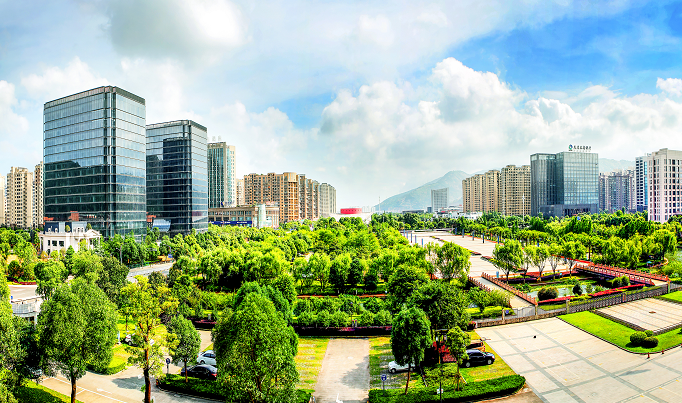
155,382,224,402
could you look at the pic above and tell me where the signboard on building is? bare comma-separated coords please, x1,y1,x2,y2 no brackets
211,220,253,226
568,144,592,152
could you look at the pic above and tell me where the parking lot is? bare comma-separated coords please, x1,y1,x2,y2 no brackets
477,317,682,403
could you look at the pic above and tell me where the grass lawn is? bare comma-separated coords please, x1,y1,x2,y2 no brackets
369,336,423,390
14,380,82,403
560,311,682,353
109,344,130,371
203,343,213,352
659,291,682,304
295,337,330,388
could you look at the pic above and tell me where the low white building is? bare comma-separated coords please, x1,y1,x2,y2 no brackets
39,221,101,255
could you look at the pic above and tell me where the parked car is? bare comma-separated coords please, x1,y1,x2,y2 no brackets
462,349,495,367
197,350,217,366
180,364,218,380
466,339,484,351
388,361,417,373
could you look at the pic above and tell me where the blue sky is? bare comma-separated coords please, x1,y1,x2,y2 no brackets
3,0,682,207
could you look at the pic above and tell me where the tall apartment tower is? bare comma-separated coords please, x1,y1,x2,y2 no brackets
483,171,500,212
146,120,208,235
33,161,44,228
500,165,531,216
244,172,325,222
44,86,147,238
462,174,484,212
530,149,598,217
319,183,337,217
636,155,649,212
207,143,236,208
6,167,33,228
431,188,449,213
236,178,245,207
298,175,320,221
599,170,636,213
0,174,5,225
647,148,682,223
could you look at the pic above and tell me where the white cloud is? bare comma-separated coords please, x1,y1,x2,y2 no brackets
0,81,36,166
21,57,109,101
355,15,394,47
657,78,682,96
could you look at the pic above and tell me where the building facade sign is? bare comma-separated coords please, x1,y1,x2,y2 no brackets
568,144,592,152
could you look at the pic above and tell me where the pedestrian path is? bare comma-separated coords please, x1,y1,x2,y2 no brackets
313,338,369,403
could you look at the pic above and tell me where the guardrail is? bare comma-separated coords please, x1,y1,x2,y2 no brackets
576,264,658,286
11,296,41,315
481,272,538,306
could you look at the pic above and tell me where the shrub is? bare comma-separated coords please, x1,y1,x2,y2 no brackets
293,299,311,316
363,297,385,314
620,276,630,286
297,311,316,326
585,283,593,293
330,310,350,327
572,283,583,296
488,289,512,308
645,330,654,337
374,310,392,326
316,310,331,327
630,331,647,346
338,294,359,315
364,268,379,290
359,310,375,327
537,287,559,301
157,374,229,400
610,277,622,288
368,375,525,403
643,336,659,348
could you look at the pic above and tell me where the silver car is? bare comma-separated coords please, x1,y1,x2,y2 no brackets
197,350,217,366
388,360,416,373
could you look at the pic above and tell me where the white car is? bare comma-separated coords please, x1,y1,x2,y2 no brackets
388,361,416,373
197,350,217,366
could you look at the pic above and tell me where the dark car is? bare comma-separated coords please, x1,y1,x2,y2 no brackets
462,349,495,367
180,364,218,380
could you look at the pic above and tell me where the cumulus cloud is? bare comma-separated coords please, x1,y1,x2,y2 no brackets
657,78,682,96
0,81,36,166
107,0,247,60
21,57,109,101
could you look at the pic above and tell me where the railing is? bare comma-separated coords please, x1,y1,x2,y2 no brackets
569,285,666,314
575,262,668,283
481,272,538,305
575,264,658,286
11,296,41,315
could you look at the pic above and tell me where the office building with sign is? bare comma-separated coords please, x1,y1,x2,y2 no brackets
208,204,279,229
647,148,682,223
146,120,208,235
530,147,599,217
43,86,147,238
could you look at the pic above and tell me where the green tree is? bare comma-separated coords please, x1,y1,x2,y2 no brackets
547,243,562,279
308,253,331,292
34,260,67,300
330,253,352,293
434,242,471,282
347,257,366,287
492,240,523,282
562,241,586,271
122,276,179,403
387,265,429,311
390,307,431,394
292,257,311,292
444,327,470,391
408,281,470,335
213,293,299,403
468,288,490,313
272,274,297,305
167,314,201,383
37,278,118,403
96,256,130,306
63,246,75,273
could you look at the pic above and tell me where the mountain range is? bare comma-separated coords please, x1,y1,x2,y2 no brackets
375,158,636,213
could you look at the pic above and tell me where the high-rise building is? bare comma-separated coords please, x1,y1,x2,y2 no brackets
431,188,449,213
530,149,598,217
244,172,326,222
146,120,208,235
499,165,531,216
6,167,33,228
636,155,649,212
207,143,236,208
0,174,5,225
319,183,337,217
33,161,44,228
44,86,147,238
599,170,636,213
482,171,500,213
462,174,484,213
236,178,245,207
647,148,682,223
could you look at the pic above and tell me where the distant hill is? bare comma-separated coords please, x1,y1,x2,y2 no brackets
376,170,470,212
376,158,637,213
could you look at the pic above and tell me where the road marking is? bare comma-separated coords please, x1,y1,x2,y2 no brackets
48,376,128,403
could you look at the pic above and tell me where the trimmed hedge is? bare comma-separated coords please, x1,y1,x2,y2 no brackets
367,375,525,403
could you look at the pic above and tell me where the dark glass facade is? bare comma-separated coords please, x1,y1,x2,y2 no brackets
43,86,147,238
146,120,208,235
530,151,598,217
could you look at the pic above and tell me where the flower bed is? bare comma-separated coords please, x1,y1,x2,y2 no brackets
537,284,646,304
538,296,572,305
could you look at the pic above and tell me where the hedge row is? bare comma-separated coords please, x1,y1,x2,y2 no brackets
368,375,526,403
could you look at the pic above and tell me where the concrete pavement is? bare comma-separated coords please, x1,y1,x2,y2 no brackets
313,338,369,403
127,261,175,280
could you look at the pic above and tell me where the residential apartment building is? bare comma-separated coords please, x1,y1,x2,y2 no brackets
43,86,147,238
298,175,319,221
236,178,245,207
6,167,33,228
33,161,43,227
462,174,484,213
207,143,236,208
244,172,329,222
530,150,598,217
431,188,449,213
319,183,337,217
482,170,500,213
146,120,208,235
647,148,682,223
599,170,636,213
500,165,531,216
0,174,5,225
636,155,649,212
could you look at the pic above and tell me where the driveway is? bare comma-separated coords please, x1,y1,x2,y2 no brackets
314,338,369,403
477,317,682,403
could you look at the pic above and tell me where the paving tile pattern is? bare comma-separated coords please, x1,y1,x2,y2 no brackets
596,299,682,332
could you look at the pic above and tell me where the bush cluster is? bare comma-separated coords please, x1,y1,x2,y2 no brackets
610,276,630,288
537,287,559,301
630,330,658,348
368,375,526,403
296,309,392,327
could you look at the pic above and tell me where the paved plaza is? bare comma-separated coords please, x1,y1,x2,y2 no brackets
478,317,682,403
597,299,682,333
313,338,369,403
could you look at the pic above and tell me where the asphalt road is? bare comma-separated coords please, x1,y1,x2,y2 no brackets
127,261,175,279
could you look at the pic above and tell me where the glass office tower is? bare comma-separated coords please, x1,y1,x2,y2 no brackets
530,150,598,217
207,143,237,208
43,86,147,238
146,120,208,235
